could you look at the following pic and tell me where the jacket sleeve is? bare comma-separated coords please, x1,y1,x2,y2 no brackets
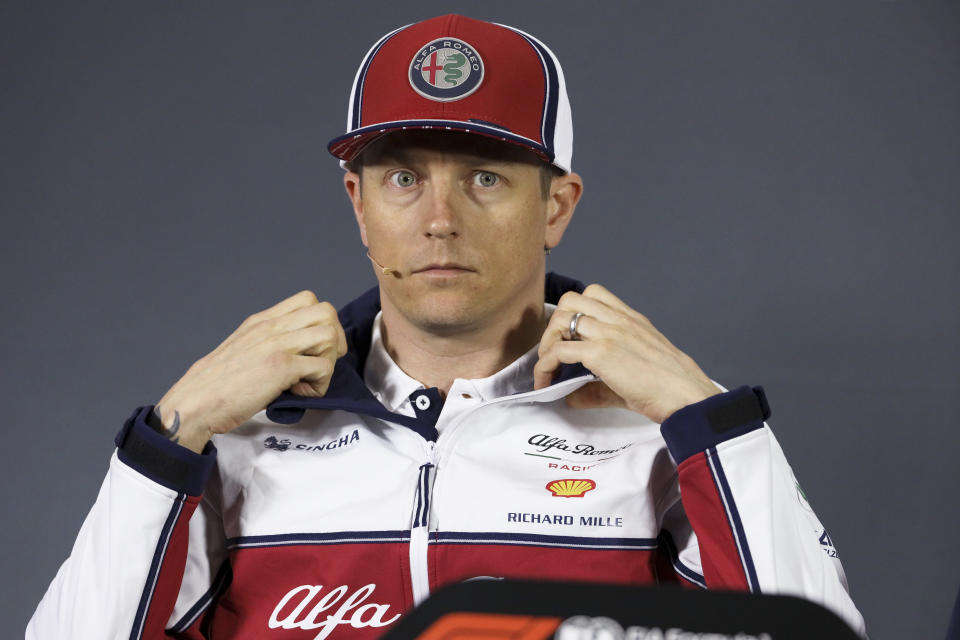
657,385,867,637
26,406,225,640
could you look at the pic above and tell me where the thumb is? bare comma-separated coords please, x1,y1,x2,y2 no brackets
565,380,626,410
289,379,330,398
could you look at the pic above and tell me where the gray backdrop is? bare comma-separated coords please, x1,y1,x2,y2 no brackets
2,2,957,638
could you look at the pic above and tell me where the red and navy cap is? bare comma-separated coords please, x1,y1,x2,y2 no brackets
327,14,573,173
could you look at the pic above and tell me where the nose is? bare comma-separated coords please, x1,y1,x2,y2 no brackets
424,175,460,239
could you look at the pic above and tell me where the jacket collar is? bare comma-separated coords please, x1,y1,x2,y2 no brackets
265,272,591,435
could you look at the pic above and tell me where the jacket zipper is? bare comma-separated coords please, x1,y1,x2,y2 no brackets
406,375,594,607
409,440,437,606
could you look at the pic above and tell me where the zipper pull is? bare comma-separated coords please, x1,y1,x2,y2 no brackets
413,444,436,531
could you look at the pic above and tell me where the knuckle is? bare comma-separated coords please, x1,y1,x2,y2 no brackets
610,312,630,327
259,315,282,333
538,338,555,356
557,291,579,307
543,315,562,335
316,324,337,343
316,355,335,377
238,313,260,329
595,338,615,357
605,325,625,343
317,301,336,316
317,375,333,393
323,323,339,338
309,301,338,324
295,289,319,303
583,283,603,295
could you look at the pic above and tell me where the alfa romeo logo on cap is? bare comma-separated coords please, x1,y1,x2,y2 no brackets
409,38,484,102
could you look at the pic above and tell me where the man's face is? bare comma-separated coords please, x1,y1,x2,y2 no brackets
344,133,580,336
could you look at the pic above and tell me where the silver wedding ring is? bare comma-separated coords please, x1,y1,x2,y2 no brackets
569,311,585,341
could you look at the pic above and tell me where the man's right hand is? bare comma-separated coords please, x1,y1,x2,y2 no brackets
152,290,348,453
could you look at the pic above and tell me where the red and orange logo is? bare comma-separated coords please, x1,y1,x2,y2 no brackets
545,478,596,498
419,613,562,640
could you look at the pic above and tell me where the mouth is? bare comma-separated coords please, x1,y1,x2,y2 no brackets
413,263,475,275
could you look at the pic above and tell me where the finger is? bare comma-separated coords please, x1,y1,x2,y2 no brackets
538,309,575,362
539,306,618,355
538,311,564,358
542,305,675,378
581,283,669,342
215,291,323,355
289,379,329,397
565,380,626,410
242,290,319,328
581,283,634,316
555,309,606,343
533,340,593,389
555,291,626,327
334,319,348,358
289,353,337,397
280,307,348,358
253,300,340,337
269,324,342,357
553,291,653,344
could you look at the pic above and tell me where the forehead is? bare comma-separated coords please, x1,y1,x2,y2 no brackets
355,130,544,168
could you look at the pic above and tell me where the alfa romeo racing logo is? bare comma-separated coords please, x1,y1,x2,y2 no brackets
409,37,484,101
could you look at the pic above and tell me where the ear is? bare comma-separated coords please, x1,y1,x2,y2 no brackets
343,170,368,247
544,172,583,250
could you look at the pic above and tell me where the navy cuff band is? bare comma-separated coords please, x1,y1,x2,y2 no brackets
660,385,771,464
115,406,217,496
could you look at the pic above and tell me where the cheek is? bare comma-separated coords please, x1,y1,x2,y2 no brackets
499,223,543,253
484,212,546,272
503,200,548,248
363,207,409,251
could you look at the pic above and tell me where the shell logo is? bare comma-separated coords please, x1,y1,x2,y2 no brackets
545,478,596,498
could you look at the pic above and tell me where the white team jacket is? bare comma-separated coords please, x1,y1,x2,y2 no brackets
27,273,866,639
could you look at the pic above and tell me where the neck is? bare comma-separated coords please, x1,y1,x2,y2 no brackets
379,301,547,397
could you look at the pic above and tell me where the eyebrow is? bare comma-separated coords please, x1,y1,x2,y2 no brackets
370,147,529,168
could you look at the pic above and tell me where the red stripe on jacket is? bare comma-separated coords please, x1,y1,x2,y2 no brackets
140,495,201,639
676,452,749,590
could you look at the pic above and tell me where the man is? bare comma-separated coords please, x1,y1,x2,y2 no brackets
28,14,865,639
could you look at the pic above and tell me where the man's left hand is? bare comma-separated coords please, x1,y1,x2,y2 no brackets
534,284,721,424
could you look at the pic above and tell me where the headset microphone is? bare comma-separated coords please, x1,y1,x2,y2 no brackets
366,251,398,277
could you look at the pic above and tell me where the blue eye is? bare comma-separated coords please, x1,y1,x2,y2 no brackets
389,170,417,187
474,171,500,187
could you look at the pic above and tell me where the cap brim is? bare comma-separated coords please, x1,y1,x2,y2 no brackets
328,119,566,172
